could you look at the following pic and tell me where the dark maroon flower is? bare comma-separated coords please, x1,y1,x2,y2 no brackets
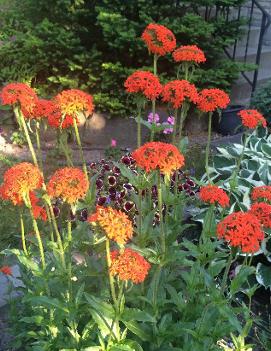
109,194,116,201
108,175,117,187
97,196,107,206
119,189,127,198
79,208,88,221
189,191,196,196
178,184,183,192
96,178,104,190
123,183,133,191
124,201,135,212
70,210,76,222
183,184,190,191
186,179,195,187
112,166,121,175
89,162,96,169
53,206,60,218
151,185,158,198
100,159,105,164
103,164,111,171
109,187,116,195
121,155,131,166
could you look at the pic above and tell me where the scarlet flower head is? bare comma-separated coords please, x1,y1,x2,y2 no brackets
29,192,47,221
141,23,176,56
55,89,94,117
197,88,230,112
162,80,198,109
110,248,151,284
0,163,43,205
22,99,56,120
47,167,89,204
88,206,133,245
217,212,264,253
0,82,38,114
124,71,162,100
199,185,230,208
132,142,185,177
249,202,271,229
238,109,267,129
251,186,271,203
173,45,206,64
0,266,12,276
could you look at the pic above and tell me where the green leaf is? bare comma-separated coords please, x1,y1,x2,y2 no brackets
122,321,150,341
230,266,255,295
24,296,69,313
85,293,114,318
121,308,155,323
256,263,271,289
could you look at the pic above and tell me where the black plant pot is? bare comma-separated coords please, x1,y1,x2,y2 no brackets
214,105,245,136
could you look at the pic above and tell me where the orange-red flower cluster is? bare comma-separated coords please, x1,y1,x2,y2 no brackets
217,212,264,253
251,186,271,203
249,202,271,229
110,248,151,284
21,99,56,120
0,163,43,205
29,192,47,221
141,23,176,56
47,167,89,204
238,109,267,129
0,82,38,114
55,89,94,117
0,266,12,276
88,206,133,245
162,80,198,109
132,142,185,177
197,88,230,112
124,71,162,100
199,185,230,207
173,45,206,64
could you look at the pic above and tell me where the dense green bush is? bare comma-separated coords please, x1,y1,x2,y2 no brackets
0,0,249,116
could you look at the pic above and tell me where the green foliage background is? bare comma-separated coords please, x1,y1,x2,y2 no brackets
0,0,248,116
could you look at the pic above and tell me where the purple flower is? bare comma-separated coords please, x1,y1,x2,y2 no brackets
148,112,160,124
167,116,175,125
163,127,173,134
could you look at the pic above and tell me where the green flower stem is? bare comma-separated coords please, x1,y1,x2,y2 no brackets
178,103,189,144
105,239,117,305
67,217,72,243
59,131,74,167
19,210,28,256
205,112,213,182
14,107,38,167
173,170,179,221
136,106,142,148
45,196,66,268
73,117,88,178
35,121,43,173
157,172,166,258
137,189,142,237
45,203,55,242
172,109,178,145
221,249,233,295
27,197,46,269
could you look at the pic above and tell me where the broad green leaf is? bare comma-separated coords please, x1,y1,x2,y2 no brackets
256,263,271,289
121,308,155,323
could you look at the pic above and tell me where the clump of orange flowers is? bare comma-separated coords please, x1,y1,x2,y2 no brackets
110,248,151,284
55,89,94,117
0,82,38,114
249,202,271,229
173,45,206,64
217,212,264,253
21,99,56,120
251,186,271,203
162,80,198,109
199,185,230,208
0,162,43,205
132,141,185,177
88,206,133,245
197,88,230,112
124,71,162,100
47,167,89,204
238,109,267,129
141,23,176,56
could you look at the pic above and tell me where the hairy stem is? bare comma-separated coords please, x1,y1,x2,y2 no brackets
20,210,28,256
105,239,117,305
205,112,213,182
